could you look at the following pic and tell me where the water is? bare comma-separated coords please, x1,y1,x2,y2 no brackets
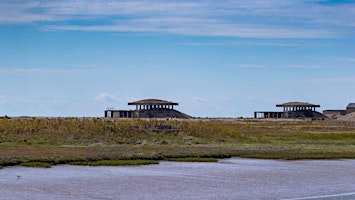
0,158,355,200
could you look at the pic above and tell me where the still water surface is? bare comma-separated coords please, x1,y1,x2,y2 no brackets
0,158,355,200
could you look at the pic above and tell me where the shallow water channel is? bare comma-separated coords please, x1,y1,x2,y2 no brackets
0,158,355,200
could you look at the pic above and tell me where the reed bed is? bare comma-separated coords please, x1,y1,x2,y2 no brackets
0,118,354,167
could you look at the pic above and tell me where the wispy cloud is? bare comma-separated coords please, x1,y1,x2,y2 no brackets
0,68,120,74
230,64,323,69
95,93,117,102
192,97,208,103
308,76,355,83
281,65,323,69
178,40,320,47
0,0,354,38
232,64,266,69
1,96,70,104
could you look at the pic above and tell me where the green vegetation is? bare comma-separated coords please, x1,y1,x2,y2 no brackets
0,118,354,167
20,162,52,168
70,159,159,166
166,157,218,162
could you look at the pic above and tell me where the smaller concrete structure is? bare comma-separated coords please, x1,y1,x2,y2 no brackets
346,103,355,114
323,110,346,119
254,111,283,119
255,102,325,119
104,110,133,118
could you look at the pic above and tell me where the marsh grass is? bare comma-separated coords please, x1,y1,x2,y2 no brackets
166,157,218,162
69,159,159,166
20,162,52,168
0,118,354,167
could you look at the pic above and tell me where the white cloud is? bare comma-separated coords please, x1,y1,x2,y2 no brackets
233,64,265,69
0,68,119,74
281,65,323,69
0,0,354,38
95,93,117,102
230,64,322,70
178,40,317,47
192,97,208,103
307,77,355,83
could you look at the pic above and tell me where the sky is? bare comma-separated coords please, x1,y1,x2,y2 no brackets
0,0,354,118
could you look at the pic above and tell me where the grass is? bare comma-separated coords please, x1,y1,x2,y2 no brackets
69,159,159,166
20,162,52,168
0,118,354,167
166,157,218,162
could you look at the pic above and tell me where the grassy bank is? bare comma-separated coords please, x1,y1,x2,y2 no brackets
0,118,355,167
20,162,52,168
69,159,159,166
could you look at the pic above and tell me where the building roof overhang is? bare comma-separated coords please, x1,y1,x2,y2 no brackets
128,99,178,106
276,102,320,107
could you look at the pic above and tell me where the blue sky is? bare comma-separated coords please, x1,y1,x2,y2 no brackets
0,0,354,117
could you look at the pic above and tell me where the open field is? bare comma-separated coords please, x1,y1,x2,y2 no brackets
0,118,355,167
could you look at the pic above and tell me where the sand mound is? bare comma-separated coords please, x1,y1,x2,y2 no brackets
337,112,355,121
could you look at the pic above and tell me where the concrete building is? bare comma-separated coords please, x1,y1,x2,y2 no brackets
346,103,355,114
255,102,326,119
323,110,346,119
104,99,191,119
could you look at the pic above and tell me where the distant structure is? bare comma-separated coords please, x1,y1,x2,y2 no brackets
255,102,326,119
322,103,355,119
323,110,346,119
346,103,355,114
104,99,191,119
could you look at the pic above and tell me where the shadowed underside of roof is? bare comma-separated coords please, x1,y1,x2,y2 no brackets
276,102,320,107
128,99,178,106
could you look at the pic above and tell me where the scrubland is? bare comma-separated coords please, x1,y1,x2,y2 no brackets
0,117,354,167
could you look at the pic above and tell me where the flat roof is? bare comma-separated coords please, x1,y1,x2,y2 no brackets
276,102,320,107
128,99,178,106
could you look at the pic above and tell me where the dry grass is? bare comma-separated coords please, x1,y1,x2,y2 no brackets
0,118,354,167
